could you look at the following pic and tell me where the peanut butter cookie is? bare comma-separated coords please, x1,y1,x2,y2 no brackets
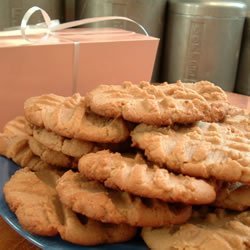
78,150,216,204
142,208,250,250
131,121,250,183
86,81,228,125
56,170,192,227
4,168,62,236
24,93,129,143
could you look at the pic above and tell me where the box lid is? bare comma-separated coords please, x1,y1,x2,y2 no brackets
169,0,247,18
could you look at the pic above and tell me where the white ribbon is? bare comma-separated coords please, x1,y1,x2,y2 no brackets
21,6,52,42
21,6,148,42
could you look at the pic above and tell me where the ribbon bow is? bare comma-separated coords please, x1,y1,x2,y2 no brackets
21,6,148,42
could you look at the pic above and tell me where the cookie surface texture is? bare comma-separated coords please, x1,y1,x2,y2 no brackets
56,170,192,227
142,209,250,250
3,168,61,236
131,121,250,183
78,150,216,204
29,125,95,158
28,137,77,168
222,105,250,139
86,81,228,125
214,183,250,211
3,116,28,136
183,80,229,122
58,208,136,246
24,93,129,143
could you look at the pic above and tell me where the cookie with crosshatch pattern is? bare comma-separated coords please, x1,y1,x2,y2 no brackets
24,93,129,143
56,170,192,227
78,150,216,205
131,120,250,183
85,81,228,125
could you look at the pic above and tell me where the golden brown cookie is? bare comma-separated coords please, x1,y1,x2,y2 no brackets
78,150,216,205
4,168,137,245
214,182,250,211
3,168,61,236
28,137,77,168
56,170,192,227
0,117,50,171
27,124,95,158
24,93,129,143
131,121,250,183
142,208,250,250
86,81,228,125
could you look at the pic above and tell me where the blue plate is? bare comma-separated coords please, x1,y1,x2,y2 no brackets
0,156,147,250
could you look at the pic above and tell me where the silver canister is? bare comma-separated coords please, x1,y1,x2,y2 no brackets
75,0,168,82
161,0,247,91
0,0,64,31
235,0,250,95
64,0,75,22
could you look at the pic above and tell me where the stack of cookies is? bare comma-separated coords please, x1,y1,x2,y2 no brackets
1,80,249,248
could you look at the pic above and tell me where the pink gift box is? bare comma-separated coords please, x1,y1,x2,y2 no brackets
0,28,159,129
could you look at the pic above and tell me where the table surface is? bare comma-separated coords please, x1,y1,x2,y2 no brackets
0,92,249,250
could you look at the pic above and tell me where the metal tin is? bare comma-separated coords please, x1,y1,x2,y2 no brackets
75,0,168,82
64,0,75,22
0,0,64,31
235,0,250,95
161,0,247,91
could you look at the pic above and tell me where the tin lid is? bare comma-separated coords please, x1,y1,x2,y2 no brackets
169,0,247,17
